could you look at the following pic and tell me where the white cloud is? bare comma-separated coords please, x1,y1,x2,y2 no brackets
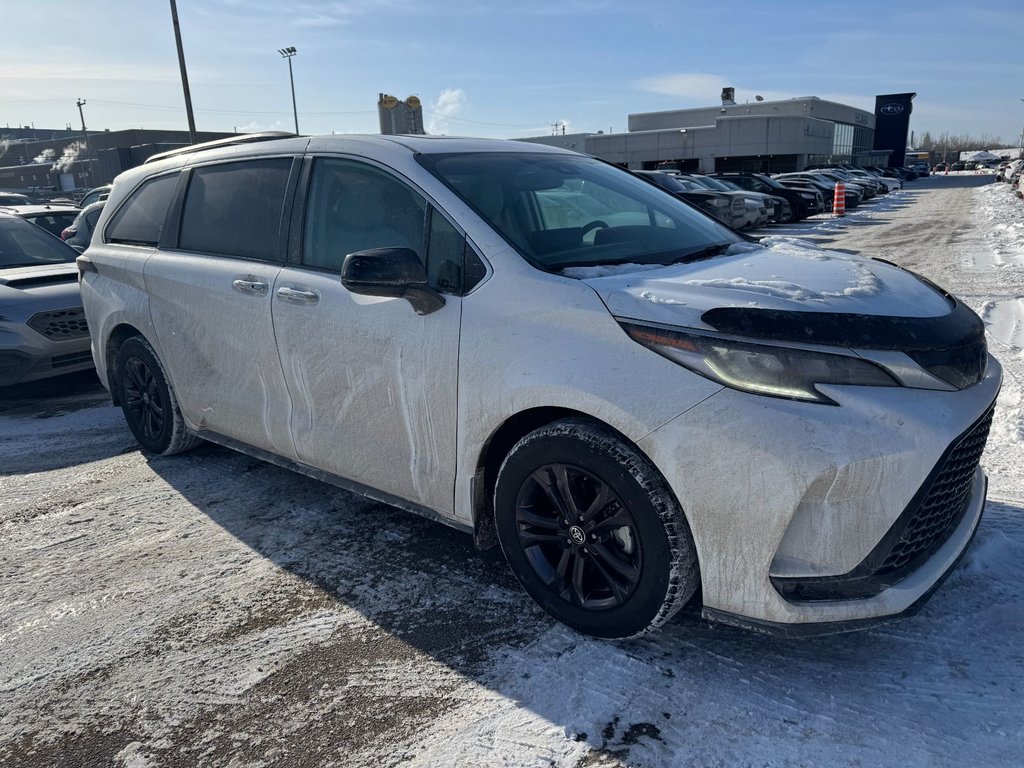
427,88,466,134
234,119,287,133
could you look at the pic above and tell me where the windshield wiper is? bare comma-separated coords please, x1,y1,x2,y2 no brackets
670,242,735,264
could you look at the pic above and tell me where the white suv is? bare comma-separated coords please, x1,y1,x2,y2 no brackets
80,134,1000,639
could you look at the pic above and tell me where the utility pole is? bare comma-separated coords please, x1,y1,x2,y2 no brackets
76,98,93,186
169,0,197,144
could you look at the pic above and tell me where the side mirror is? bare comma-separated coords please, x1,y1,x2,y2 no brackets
340,247,445,316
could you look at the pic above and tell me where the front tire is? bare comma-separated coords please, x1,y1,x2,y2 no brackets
115,336,201,455
494,419,699,639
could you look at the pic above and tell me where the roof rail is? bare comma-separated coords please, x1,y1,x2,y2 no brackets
144,131,297,165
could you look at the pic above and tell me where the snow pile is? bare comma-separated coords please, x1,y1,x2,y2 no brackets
974,182,1024,266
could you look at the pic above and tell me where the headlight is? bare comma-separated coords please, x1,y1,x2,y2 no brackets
621,323,898,405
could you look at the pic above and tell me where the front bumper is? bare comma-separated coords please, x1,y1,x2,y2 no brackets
703,473,986,636
637,356,1001,629
0,308,93,386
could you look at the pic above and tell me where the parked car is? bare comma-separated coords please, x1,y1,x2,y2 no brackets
78,184,112,209
0,212,94,386
775,173,863,208
0,203,82,239
81,134,999,639
774,179,834,211
0,192,37,206
674,174,771,228
60,201,105,253
634,171,746,229
711,172,824,219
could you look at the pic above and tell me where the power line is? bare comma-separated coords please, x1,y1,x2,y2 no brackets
421,111,544,130
87,99,376,117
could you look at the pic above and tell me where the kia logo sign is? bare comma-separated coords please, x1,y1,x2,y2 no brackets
880,103,905,116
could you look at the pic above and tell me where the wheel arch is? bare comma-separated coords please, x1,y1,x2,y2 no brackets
470,407,689,556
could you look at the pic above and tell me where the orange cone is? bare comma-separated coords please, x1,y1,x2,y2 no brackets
833,182,846,217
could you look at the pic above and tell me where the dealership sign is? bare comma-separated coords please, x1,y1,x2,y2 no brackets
879,103,905,116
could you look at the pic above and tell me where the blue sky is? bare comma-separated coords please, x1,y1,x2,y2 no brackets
2,1,1022,145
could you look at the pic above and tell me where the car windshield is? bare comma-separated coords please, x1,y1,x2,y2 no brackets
690,176,733,192
755,175,784,190
0,217,77,267
418,152,741,271
643,173,689,193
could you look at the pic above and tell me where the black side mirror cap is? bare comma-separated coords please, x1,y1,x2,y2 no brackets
340,247,446,316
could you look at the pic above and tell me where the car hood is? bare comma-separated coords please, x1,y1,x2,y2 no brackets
0,263,81,312
575,237,954,335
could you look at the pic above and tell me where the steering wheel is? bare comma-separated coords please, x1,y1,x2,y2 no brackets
580,220,609,235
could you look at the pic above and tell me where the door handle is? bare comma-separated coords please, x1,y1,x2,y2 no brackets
276,286,320,304
232,279,269,296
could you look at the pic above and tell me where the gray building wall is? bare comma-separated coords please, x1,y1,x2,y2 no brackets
628,97,874,133
518,96,883,173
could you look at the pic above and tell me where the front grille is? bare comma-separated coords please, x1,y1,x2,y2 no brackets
877,403,994,574
26,307,90,340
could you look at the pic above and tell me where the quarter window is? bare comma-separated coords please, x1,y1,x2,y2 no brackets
105,173,178,247
179,158,292,260
426,207,463,294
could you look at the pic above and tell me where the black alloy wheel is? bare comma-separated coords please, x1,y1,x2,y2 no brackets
123,356,165,442
515,463,641,611
495,419,699,639
114,336,201,455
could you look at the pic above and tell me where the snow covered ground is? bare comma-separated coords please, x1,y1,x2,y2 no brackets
1,175,1023,767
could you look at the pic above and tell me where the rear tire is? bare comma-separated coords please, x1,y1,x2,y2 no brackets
494,418,699,639
115,336,201,455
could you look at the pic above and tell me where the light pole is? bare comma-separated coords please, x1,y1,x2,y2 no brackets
278,47,299,135
169,0,197,144
1019,98,1023,160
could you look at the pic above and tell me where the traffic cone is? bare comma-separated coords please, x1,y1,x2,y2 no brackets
833,182,846,217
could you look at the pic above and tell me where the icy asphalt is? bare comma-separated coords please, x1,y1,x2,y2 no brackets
1,174,1022,767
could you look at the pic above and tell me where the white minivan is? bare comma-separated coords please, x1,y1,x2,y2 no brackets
80,134,1000,639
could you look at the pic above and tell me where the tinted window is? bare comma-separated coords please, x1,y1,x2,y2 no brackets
106,174,177,246
426,207,463,294
0,217,77,266
25,213,77,238
178,159,291,260
303,158,426,272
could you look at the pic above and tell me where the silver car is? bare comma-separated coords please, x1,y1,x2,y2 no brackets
81,135,998,639
0,213,93,386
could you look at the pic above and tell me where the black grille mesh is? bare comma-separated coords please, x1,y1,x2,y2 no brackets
877,404,994,574
27,307,90,340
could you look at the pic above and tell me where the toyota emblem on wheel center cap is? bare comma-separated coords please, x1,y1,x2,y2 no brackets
569,526,586,544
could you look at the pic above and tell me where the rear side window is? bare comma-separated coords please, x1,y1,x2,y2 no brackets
179,158,292,260
105,174,178,246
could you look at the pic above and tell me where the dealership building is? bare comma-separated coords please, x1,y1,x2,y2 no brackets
520,89,896,173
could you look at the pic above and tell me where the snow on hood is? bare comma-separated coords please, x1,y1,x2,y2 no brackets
576,237,954,329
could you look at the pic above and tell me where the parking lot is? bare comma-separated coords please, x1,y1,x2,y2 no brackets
2,174,1022,768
